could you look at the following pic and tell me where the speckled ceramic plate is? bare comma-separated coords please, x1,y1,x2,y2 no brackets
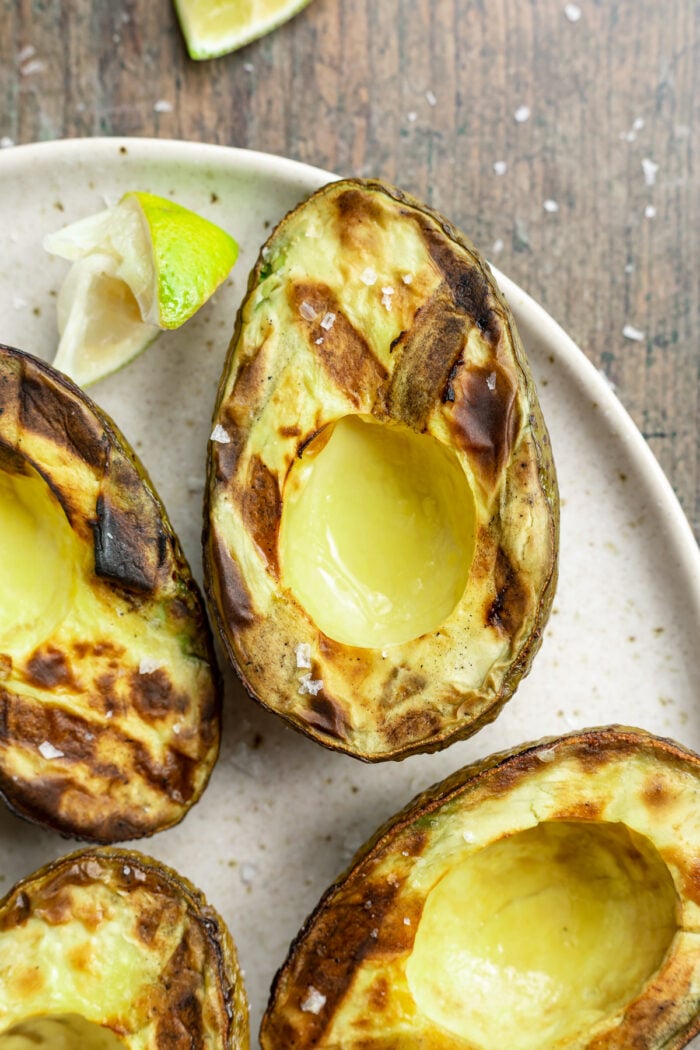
1,138,699,1041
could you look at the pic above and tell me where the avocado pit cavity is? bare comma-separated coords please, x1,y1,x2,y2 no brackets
0,460,79,655
280,414,477,647
0,1015,126,1050
406,820,679,1050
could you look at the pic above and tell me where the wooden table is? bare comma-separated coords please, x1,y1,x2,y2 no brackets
1,0,698,542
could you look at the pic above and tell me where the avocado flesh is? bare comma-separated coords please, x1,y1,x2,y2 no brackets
406,821,678,1049
280,414,476,647
0,465,79,655
207,179,558,759
0,343,220,842
0,849,248,1050
261,728,700,1050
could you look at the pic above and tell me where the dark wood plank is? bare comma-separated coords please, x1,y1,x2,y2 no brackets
0,0,697,539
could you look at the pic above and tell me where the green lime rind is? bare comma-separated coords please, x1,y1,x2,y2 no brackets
124,191,239,329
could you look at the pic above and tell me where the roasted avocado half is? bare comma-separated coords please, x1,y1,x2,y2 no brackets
0,847,248,1049
262,727,700,1049
0,343,220,841
205,178,558,760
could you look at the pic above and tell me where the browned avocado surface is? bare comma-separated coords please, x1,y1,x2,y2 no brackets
205,178,558,759
0,343,220,841
261,726,700,1049
0,847,249,1049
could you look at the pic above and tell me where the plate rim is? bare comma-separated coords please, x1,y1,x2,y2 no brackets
2,134,698,595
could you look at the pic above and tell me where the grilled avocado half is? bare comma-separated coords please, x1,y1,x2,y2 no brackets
0,848,248,1049
0,343,220,841
262,727,700,1050
205,178,558,759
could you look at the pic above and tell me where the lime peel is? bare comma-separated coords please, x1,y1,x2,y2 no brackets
43,191,238,387
173,0,314,61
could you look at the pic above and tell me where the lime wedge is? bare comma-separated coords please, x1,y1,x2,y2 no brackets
173,0,314,60
44,192,238,386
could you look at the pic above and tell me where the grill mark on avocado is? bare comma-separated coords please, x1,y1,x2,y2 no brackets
0,689,202,840
129,667,190,722
386,287,468,429
289,281,387,405
300,692,350,741
265,876,404,1047
486,547,529,637
414,215,501,344
24,646,76,689
447,363,520,480
17,364,108,471
92,491,160,594
207,529,256,628
239,454,282,577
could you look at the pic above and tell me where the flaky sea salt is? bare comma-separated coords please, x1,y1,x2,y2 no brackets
139,657,161,675
320,311,336,331
39,741,64,760
486,371,497,391
298,673,323,696
299,299,317,321
153,99,173,113
493,160,507,176
19,59,45,75
402,273,414,285
210,424,231,444
407,111,418,123
295,643,312,669
360,266,377,286
514,104,531,123
425,89,437,106
543,199,560,213
644,204,657,218
492,238,504,254
622,324,645,342
642,157,659,186
537,747,557,763
564,3,582,22
381,285,395,310
301,987,327,1015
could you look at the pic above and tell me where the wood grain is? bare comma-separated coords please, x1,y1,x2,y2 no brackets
0,0,698,540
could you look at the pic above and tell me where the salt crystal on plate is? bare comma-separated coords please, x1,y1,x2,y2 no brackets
407,111,417,123
544,199,559,213
0,137,14,149
622,324,645,342
564,3,582,22
492,238,504,254
514,104,531,123
425,89,437,106
644,204,656,218
153,99,173,113
642,158,659,186
493,160,507,176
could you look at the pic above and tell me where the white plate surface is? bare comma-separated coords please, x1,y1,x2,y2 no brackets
1,138,699,1042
